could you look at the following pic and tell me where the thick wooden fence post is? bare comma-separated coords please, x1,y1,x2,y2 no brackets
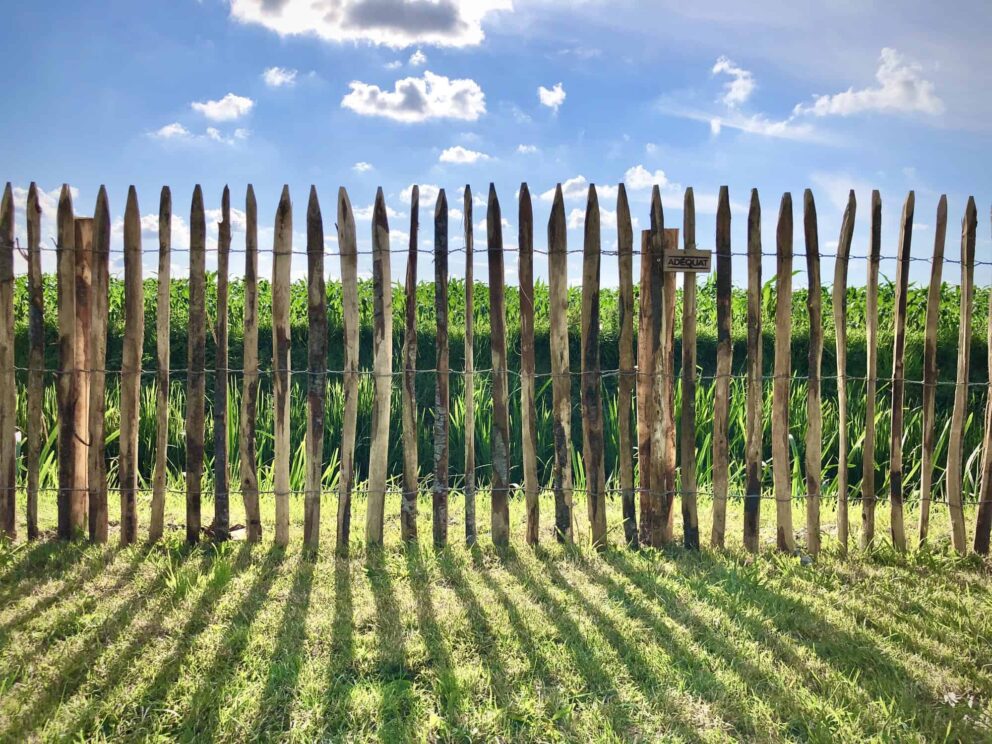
88,188,110,543
463,185,477,546
743,189,762,552
803,190,823,556
433,189,450,547
548,186,574,542
214,186,231,542
305,185,326,548
862,191,882,549
976,204,992,555
919,196,948,544
119,187,143,545
74,217,92,534
0,184,13,539
617,184,637,548
946,197,977,555
366,188,392,547
488,184,511,546
773,193,795,553
637,229,655,545
149,187,171,542
582,185,607,549
648,188,668,548
519,183,539,545
401,187,419,542
241,185,262,543
832,191,856,554
336,188,359,554
712,186,732,548
681,188,699,550
26,183,43,540
889,192,915,553
660,227,678,544
273,185,293,547
56,185,80,539
187,185,206,545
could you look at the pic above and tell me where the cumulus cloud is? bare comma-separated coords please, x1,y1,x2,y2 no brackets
263,66,298,87
191,93,255,122
228,0,511,49
150,122,191,140
794,48,943,117
409,49,427,66
539,176,616,203
712,56,755,108
516,144,538,154
538,82,566,112
341,71,485,122
439,145,490,164
623,165,675,191
566,207,638,231
353,161,374,172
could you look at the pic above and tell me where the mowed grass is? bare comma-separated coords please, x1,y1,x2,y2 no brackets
1,492,991,743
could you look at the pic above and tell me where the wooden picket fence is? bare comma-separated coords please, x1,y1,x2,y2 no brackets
0,180,990,556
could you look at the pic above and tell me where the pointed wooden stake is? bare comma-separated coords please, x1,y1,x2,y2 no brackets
463,185,477,547
56,185,81,539
149,187,171,542
26,183,43,540
637,229,656,545
401,186,420,542
433,189,450,547
773,193,796,553
214,186,232,542
273,185,293,547
240,185,262,542
617,184,637,548
862,191,882,549
743,189,762,553
659,226,678,544
832,190,856,555
304,185,326,548
186,185,206,545
680,188,700,550
519,183,539,545
488,184,511,546
803,190,823,556
0,184,14,539
119,187,143,545
88,188,111,543
975,204,992,555
336,187,359,554
889,191,914,553
712,186,732,548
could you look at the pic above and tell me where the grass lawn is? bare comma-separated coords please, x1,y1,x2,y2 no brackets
1,491,991,742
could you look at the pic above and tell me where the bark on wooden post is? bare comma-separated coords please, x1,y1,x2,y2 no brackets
548,186,574,543
56,185,81,539
186,185,206,545
519,183,539,545
743,189,762,553
273,185,293,547
773,193,796,553
26,183,43,540
975,205,992,555
336,188,359,554
304,185,326,548
73,217,92,536
659,227,678,545
831,191,856,555
582,185,607,549
889,191,915,553
946,197,977,555
0,184,14,539
149,187,171,542
862,191,882,549
88,188,110,543
919,195,947,544
463,186,477,546
240,185,262,543
401,186,420,542
433,189,450,547
488,184,511,547
119,187,143,545
648,188,668,549
637,230,657,546
803,190,823,556
680,188,699,550
366,188,392,547
213,186,231,542
712,186,732,548
617,184,637,548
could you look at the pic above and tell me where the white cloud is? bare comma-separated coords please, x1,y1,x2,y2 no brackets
410,184,441,204
538,82,566,112
710,118,722,135
711,56,755,108
228,0,511,49
353,161,374,172
645,142,658,155
341,71,485,123
262,66,298,88
794,48,943,118
516,144,538,154
409,49,427,66
191,93,255,122
566,207,638,231
661,102,820,142
540,175,589,202
150,122,191,140
353,203,401,221
385,60,402,70
439,145,490,164
623,165,675,191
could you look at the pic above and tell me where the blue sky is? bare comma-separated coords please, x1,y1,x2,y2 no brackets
2,0,990,287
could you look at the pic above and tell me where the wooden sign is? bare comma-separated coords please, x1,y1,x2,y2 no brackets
663,246,712,273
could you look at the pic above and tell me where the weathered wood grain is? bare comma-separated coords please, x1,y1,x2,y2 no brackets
889,191,915,553
273,185,293,547
831,190,856,555
488,184,511,547
648,186,667,549
26,183,43,540
976,205,992,555
149,187,171,542
186,185,206,545
336,187,359,554
636,229,655,545
56,185,81,539
73,217,92,537
213,186,231,542
548,185,574,543
240,185,262,543
88,188,110,543
519,183,539,545
712,186,732,548
463,185,477,546
0,184,14,538
946,197,976,555
119,187,143,545
617,184,637,548
773,193,795,553
659,228,678,544
304,185,326,548
401,187,419,542
743,189,762,553
366,188,392,546
680,188,699,550
862,190,882,549
433,189,450,547
803,190,823,556
919,195,947,545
